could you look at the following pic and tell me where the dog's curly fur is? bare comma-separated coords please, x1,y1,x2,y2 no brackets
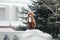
27,12,36,29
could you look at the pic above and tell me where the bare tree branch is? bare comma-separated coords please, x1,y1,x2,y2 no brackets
40,0,60,16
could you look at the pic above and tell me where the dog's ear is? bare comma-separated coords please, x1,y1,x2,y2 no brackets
32,12,35,16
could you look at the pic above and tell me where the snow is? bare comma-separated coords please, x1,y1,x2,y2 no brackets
0,21,27,27
0,28,15,32
20,29,53,40
0,29,53,40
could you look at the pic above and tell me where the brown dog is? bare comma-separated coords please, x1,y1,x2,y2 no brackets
27,11,36,29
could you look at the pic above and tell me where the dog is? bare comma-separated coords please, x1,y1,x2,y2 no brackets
27,11,36,29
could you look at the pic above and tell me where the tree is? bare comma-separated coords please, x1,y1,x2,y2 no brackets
17,7,29,31
17,0,60,38
28,0,60,38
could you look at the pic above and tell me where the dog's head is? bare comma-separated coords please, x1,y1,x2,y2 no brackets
27,12,35,17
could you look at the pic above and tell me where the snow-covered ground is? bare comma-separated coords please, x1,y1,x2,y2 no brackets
0,28,15,32
0,29,53,40
0,21,27,29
